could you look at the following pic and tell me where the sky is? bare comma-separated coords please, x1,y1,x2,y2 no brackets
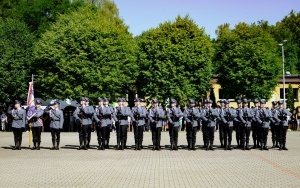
112,0,300,38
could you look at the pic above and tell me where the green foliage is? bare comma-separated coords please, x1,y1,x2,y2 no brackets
286,83,294,111
137,16,214,105
0,19,36,102
215,22,281,100
2,0,85,37
33,2,138,102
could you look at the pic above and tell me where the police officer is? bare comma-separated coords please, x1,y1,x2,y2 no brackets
148,99,165,150
256,99,272,150
85,97,94,148
234,100,242,148
167,99,183,150
217,100,226,148
30,100,44,150
277,100,292,150
132,98,148,150
201,99,219,151
94,98,104,150
201,100,208,148
183,99,200,150
93,98,117,150
8,100,26,150
220,100,237,150
46,100,64,150
251,99,260,149
115,98,135,150
270,101,280,148
239,98,254,150
74,97,94,150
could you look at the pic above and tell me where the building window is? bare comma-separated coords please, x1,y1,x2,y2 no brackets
219,89,236,100
280,88,299,101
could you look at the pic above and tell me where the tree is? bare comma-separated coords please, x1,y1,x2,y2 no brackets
214,22,281,100
286,83,294,111
33,2,138,102
137,16,214,105
5,0,85,37
0,19,36,102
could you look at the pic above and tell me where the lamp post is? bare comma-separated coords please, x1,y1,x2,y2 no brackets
279,40,287,108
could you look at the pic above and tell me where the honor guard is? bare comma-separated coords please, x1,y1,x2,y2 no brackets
270,101,280,148
217,100,226,148
132,98,148,150
30,100,44,150
239,98,254,150
94,98,104,150
93,98,117,150
8,100,26,150
167,99,183,150
183,99,200,150
45,100,64,150
201,99,219,151
220,100,237,150
115,98,135,150
234,100,243,148
148,99,165,150
74,97,94,150
85,97,95,148
256,99,272,150
277,100,292,150
251,99,260,148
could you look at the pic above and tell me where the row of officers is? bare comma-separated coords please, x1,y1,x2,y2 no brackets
7,97,291,151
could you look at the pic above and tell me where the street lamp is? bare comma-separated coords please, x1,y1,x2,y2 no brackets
279,40,287,108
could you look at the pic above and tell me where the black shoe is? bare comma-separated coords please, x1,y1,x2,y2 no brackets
170,144,173,150
31,146,36,150
77,145,83,150
12,146,17,150
174,144,178,150
282,147,288,150
263,146,269,151
209,145,214,151
252,145,257,149
18,146,21,150
86,144,90,149
50,146,56,150
227,146,232,150
56,146,59,150
152,146,156,151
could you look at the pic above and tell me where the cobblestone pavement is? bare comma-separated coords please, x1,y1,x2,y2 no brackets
0,130,299,188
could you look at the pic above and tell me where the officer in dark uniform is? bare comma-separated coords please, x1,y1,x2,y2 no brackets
251,99,260,149
270,101,280,148
256,99,272,150
239,98,254,150
277,100,292,150
217,100,226,148
8,100,26,150
201,99,219,151
234,100,242,148
148,99,165,150
220,100,237,150
94,98,104,150
30,100,44,150
132,98,148,150
74,97,94,150
115,98,135,150
167,99,183,150
45,100,64,150
183,99,200,150
93,98,117,150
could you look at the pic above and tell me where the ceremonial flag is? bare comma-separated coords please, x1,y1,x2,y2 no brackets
27,81,36,120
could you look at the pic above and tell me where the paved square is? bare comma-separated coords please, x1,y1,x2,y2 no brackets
0,130,299,188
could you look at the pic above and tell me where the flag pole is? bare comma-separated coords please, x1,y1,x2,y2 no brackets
28,74,34,148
